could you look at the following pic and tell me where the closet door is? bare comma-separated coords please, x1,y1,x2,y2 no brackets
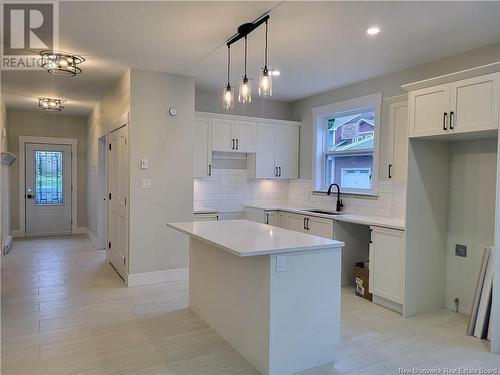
450,73,500,134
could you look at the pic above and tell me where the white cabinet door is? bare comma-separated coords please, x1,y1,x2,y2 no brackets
276,125,299,179
255,124,277,178
211,118,234,152
265,211,279,226
286,213,306,233
369,226,405,304
305,216,334,238
194,117,212,178
409,83,450,138
234,121,256,152
194,213,219,221
388,101,409,183
450,73,500,134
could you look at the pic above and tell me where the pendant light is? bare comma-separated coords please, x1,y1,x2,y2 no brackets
238,36,252,103
222,45,235,109
259,20,272,97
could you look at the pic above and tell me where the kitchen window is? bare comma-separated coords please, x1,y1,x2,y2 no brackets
313,93,381,195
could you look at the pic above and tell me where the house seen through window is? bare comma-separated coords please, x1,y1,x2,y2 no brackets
325,109,375,191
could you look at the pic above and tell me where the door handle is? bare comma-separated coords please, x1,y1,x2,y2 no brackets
450,111,454,130
443,112,448,131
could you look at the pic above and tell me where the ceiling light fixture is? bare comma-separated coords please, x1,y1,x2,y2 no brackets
259,19,271,97
238,36,252,103
366,26,380,36
223,45,234,109
38,97,66,111
223,14,274,108
40,50,85,76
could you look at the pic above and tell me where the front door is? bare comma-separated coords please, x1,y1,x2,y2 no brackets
25,143,72,236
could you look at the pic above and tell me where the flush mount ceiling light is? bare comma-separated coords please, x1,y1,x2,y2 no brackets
40,50,85,76
222,14,277,108
366,26,380,36
38,97,66,111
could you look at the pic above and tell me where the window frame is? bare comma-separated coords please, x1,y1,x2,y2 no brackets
312,92,382,196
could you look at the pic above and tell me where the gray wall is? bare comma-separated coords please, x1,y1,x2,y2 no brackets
0,95,9,248
86,70,130,237
196,89,294,121
7,110,87,231
129,69,195,274
292,43,500,179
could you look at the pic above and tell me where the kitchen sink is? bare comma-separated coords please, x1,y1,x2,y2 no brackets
303,209,341,216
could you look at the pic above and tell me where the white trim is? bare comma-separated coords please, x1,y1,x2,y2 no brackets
18,136,78,237
86,228,98,248
75,226,87,234
195,111,301,127
110,112,129,132
11,230,22,238
312,92,382,195
2,234,13,255
126,268,189,287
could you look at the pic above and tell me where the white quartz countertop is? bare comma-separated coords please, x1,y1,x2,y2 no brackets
245,205,405,230
168,220,344,257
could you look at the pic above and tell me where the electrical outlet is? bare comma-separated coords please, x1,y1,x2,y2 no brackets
276,255,286,272
455,244,467,257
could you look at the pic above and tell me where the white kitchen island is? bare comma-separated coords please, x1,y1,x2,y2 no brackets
168,219,344,375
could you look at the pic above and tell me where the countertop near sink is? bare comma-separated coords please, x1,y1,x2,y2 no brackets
245,205,405,231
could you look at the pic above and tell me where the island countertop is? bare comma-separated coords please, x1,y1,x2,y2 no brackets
168,219,344,257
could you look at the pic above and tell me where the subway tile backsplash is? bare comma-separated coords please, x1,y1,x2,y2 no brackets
194,170,406,219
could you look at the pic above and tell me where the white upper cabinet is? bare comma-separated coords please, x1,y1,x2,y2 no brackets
194,116,212,178
408,72,499,138
388,100,409,183
450,73,499,134
248,122,299,179
211,118,256,153
409,83,450,137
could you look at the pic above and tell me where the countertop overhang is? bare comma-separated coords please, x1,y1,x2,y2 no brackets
168,219,344,257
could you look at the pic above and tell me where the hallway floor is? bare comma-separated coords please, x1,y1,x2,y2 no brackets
1,235,498,374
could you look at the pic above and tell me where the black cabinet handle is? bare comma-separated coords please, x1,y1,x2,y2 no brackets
278,166,281,177
236,139,239,150
275,167,278,177
450,111,454,130
369,228,373,244
208,164,212,176
232,139,235,150
388,164,392,179
443,112,448,131
303,217,306,230
306,218,310,230
266,213,269,224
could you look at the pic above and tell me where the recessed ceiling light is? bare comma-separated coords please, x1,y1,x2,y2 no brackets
271,69,280,77
366,26,380,36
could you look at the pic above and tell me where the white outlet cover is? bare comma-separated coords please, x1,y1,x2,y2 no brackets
141,159,148,169
141,178,152,189
276,255,286,272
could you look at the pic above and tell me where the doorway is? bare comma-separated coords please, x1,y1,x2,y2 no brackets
97,136,108,250
25,143,72,236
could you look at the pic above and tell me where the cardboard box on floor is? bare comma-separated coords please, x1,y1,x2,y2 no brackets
353,262,372,301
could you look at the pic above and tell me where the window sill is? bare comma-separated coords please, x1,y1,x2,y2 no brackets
312,190,378,198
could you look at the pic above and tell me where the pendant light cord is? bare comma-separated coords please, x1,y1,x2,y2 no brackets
265,20,268,68
244,36,248,78
227,46,231,85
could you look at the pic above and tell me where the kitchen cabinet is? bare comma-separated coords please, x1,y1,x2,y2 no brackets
387,100,409,183
194,212,219,221
265,211,286,228
211,118,256,153
285,213,334,238
194,116,212,178
369,226,405,305
408,72,499,138
248,123,299,179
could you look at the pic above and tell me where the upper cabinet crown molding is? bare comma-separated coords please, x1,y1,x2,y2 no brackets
195,111,301,127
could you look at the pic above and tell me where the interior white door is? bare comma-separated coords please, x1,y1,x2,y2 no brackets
108,126,129,279
450,73,500,134
409,83,450,137
25,143,72,236
276,125,299,179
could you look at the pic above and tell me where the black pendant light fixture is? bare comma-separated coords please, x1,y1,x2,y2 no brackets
222,14,275,108
259,19,272,97
238,36,251,103
223,45,234,109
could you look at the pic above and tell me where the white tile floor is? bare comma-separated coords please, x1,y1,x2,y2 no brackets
1,235,499,374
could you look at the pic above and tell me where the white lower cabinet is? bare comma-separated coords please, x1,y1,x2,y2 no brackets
193,213,219,221
369,226,405,305
265,211,286,228
285,213,334,238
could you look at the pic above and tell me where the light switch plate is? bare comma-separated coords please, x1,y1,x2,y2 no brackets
141,178,152,189
455,244,467,257
141,159,149,169
276,255,286,272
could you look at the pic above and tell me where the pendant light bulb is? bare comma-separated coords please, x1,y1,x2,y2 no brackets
239,36,252,103
222,46,234,109
259,20,272,97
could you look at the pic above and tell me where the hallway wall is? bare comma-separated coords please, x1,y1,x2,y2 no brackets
7,110,87,232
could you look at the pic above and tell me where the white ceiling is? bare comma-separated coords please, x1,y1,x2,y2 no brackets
2,1,500,116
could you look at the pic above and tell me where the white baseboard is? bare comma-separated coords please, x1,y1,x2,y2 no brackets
11,230,23,238
2,234,13,255
127,267,189,287
373,295,403,314
86,229,98,247
75,226,87,234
